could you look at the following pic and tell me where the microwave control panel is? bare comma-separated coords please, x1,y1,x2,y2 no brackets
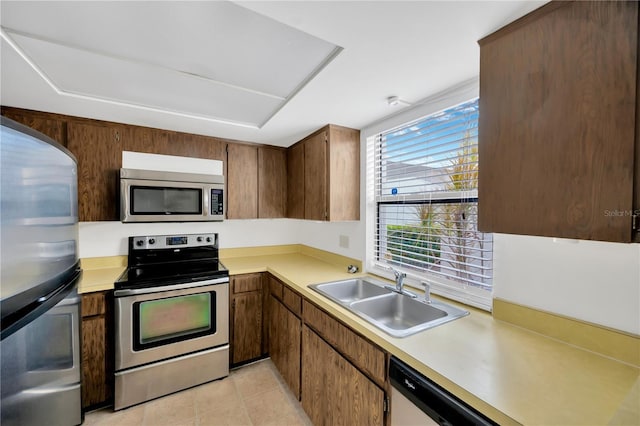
211,189,224,215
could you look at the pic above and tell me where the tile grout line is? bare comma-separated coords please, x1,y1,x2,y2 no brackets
231,369,255,426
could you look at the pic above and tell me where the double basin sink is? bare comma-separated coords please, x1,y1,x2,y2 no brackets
309,278,469,337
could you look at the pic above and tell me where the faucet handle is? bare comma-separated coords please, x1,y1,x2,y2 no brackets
388,266,405,279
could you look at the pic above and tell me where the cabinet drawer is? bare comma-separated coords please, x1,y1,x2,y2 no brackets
232,273,262,294
81,292,106,317
282,286,302,317
268,276,283,299
303,300,386,386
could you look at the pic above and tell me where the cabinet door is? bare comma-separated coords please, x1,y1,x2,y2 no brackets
82,315,107,408
302,326,385,426
231,292,263,364
227,144,258,219
478,1,638,242
269,297,301,399
258,146,287,218
304,131,328,220
67,122,123,221
287,142,305,219
327,126,360,221
232,273,262,294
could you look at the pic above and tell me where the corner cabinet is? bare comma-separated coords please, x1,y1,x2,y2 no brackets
287,124,360,221
478,1,640,242
263,274,388,424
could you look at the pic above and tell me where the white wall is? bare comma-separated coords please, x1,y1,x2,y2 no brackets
79,218,364,260
493,234,640,335
79,219,299,258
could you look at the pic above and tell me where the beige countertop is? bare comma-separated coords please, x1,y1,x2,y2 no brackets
78,256,126,294
221,252,640,426
79,250,639,425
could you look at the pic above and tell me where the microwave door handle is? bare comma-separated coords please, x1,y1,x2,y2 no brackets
204,186,210,217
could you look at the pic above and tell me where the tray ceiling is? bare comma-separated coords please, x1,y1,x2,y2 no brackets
1,1,341,128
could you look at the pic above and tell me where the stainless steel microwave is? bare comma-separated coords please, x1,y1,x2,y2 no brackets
120,169,224,222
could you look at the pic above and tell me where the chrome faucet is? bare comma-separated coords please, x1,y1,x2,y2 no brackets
384,267,417,298
392,267,406,292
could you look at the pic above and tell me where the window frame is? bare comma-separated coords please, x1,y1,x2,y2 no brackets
365,89,493,311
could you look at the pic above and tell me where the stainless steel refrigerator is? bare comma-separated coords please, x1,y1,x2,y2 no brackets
1,116,83,425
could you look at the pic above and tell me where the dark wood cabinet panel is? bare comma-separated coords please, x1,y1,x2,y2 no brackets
304,131,328,221
269,296,301,399
232,273,262,294
327,126,360,221
67,122,123,221
227,143,258,219
230,274,264,365
1,108,66,147
81,291,112,409
231,292,263,365
287,142,305,219
258,146,287,218
289,124,360,221
282,285,301,317
123,126,170,154
82,316,107,408
81,292,106,317
478,1,638,242
303,300,385,386
301,325,385,426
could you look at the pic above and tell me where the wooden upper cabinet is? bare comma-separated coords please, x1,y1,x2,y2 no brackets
291,124,360,221
67,121,123,221
478,1,639,242
227,143,258,219
304,131,328,221
258,146,287,218
287,142,305,219
327,125,360,221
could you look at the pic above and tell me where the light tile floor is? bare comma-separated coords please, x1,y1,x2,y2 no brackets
84,359,313,426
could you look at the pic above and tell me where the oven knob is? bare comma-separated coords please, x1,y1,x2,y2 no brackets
197,236,203,242
136,240,144,247
149,238,156,245
206,237,212,243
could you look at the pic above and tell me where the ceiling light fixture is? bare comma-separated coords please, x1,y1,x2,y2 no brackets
387,96,412,107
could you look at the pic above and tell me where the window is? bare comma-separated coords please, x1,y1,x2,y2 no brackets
372,98,493,309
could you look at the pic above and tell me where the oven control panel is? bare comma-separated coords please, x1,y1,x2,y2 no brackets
131,233,218,250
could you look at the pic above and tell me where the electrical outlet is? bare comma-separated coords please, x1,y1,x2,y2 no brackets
339,235,349,249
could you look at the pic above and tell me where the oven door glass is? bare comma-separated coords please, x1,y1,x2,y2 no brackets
133,292,216,350
130,186,202,215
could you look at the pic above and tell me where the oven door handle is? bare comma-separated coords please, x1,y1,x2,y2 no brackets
114,277,229,297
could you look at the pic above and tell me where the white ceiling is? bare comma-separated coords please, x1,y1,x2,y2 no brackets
1,1,547,147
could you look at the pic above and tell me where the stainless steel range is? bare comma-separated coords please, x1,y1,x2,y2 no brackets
113,233,229,410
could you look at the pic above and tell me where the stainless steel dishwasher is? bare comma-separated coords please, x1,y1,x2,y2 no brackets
390,356,497,426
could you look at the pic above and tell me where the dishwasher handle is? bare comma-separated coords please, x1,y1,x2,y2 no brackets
389,356,497,426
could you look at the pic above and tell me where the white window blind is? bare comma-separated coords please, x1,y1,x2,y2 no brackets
373,98,493,309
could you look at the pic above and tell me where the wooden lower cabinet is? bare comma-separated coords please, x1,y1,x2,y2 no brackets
269,295,301,399
301,325,385,426
231,291,263,364
230,274,263,365
81,291,112,409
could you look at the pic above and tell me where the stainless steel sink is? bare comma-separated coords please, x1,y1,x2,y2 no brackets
309,278,469,338
310,278,392,303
